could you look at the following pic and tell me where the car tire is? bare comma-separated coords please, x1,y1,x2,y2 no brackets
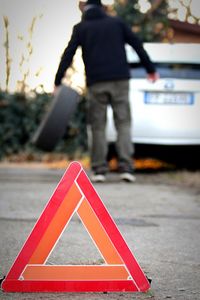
32,85,80,151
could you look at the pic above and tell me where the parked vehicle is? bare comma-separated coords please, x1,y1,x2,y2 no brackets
106,43,200,146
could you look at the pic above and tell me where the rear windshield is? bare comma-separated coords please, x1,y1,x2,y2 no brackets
130,63,200,79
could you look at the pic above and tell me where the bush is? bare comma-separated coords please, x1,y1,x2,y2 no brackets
0,91,88,160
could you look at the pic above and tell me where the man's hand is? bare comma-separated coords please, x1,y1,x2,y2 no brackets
147,72,160,83
53,85,59,95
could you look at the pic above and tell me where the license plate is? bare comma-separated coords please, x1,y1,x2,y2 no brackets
144,92,194,105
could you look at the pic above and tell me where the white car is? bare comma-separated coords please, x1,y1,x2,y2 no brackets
106,43,200,146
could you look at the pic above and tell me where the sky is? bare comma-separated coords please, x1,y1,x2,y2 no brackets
0,0,83,92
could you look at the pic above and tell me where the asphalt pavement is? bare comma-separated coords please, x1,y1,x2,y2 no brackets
0,165,200,300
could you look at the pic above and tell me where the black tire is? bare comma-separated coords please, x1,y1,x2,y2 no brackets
32,85,80,151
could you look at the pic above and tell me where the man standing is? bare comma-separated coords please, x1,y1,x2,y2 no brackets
54,0,159,182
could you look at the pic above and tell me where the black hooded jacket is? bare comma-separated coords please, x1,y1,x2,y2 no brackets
55,6,156,87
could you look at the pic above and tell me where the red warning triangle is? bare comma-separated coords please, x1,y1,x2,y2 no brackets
2,162,150,293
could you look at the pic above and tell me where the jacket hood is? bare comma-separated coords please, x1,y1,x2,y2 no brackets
82,6,107,21
86,0,102,5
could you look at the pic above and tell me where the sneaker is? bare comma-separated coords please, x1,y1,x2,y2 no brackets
120,172,136,183
91,173,106,183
